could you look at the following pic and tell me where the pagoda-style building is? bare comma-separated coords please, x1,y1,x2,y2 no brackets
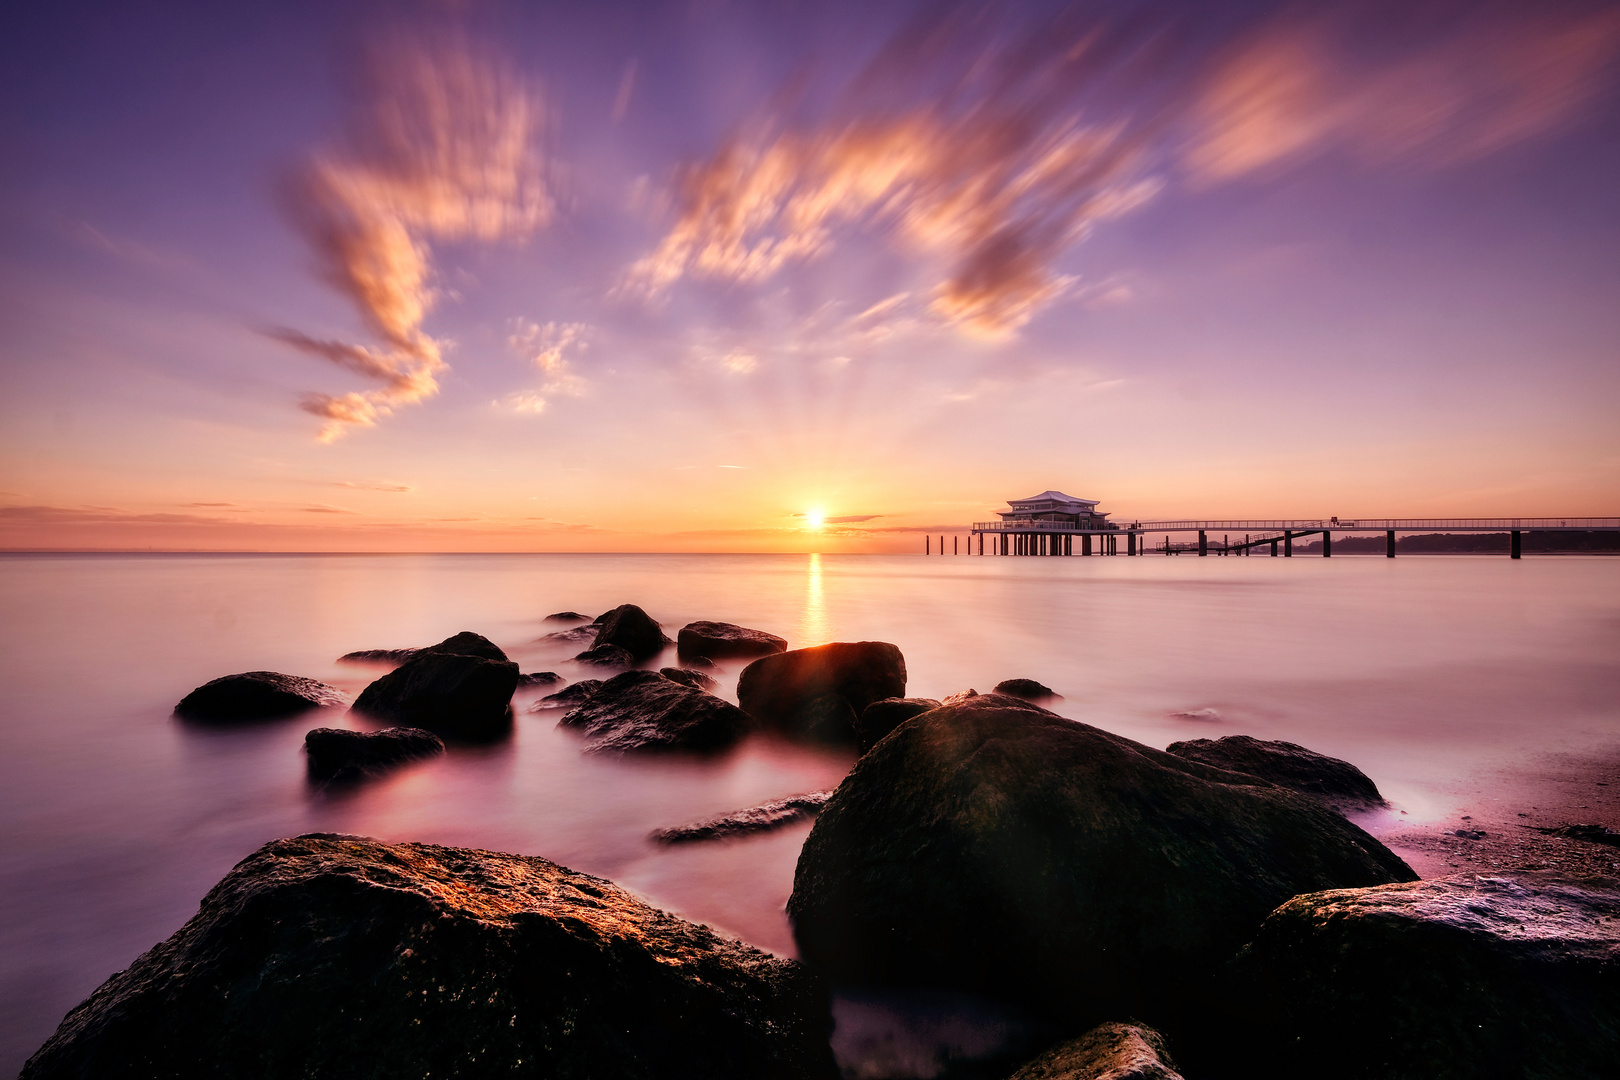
995,490,1113,530
972,490,1140,555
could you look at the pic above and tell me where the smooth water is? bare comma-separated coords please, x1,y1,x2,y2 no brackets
2,551,1618,1074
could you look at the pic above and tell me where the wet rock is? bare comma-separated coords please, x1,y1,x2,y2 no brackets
1165,735,1385,810
574,643,635,669
856,697,941,753
941,689,1047,711
993,678,1062,702
738,642,906,744
1527,823,1620,847
350,652,518,741
788,701,1415,1031
540,624,598,644
20,834,835,1080
303,727,444,782
174,672,347,723
544,610,590,622
558,670,751,753
677,621,788,661
653,792,834,844
1233,872,1620,1080
516,670,563,688
530,679,603,711
660,667,717,691
681,655,718,670
593,604,672,662
1453,828,1487,840
1008,1022,1183,1080
416,630,508,663
337,647,419,664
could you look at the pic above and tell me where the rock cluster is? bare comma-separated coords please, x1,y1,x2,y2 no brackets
21,835,836,1080
351,650,518,741
174,671,347,723
589,604,671,662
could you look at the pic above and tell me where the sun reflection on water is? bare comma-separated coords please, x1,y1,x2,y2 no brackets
799,552,828,645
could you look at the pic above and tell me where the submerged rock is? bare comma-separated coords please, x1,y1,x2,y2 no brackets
544,610,590,622
558,670,750,753
856,697,941,753
574,644,635,669
993,678,1062,702
593,604,672,662
516,670,563,688
303,727,444,782
677,621,788,661
788,701,1415,1031
540,624,598,644
660,667,717,691
531,679,603,711
350,652,518,741
337,647,419,664
738,642,906,743
653,792,834,844
1008,1022,1183,1080
174,672,347,723
1165,735,1385,810
1233,872,1620,1080
20,834,835,1080
416,630,508,663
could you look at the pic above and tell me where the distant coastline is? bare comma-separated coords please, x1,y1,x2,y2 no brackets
1289,531,1620,555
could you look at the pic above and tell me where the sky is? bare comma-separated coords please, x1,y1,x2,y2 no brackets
1,0,1616,552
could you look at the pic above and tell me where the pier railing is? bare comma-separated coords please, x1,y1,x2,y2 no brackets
972,521,1122,533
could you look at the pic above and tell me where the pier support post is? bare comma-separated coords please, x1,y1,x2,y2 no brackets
1083,534,1091,556
1323,531,1332,557
1511,530,1522,559
926,536,930,554
1198,530,1207,556
1128,533,1136,555
1387,530,1396,558
1271,539,1278,556
1064,534,1072,555
1284,531,1292,557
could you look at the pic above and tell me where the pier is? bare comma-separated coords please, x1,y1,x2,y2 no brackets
961,496,1620,559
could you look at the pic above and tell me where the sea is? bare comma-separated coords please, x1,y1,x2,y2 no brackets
2,551,1618,1076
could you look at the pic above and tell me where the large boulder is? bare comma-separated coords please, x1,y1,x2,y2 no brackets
174,672,346,723
593,604,671,662
678,621,788,661
1165,735,1384,810
303,727,444,782
1231,872,1620,1080
856,697,941,753
1008,1022,1183,1080
738,642,906,743
20,834,835,1080
350,651,518,741
417,630,508,663
558,670,752,753
788,701,1414,1031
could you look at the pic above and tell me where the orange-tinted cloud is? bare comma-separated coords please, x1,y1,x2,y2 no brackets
1188,8,1620,181
279,34,550,440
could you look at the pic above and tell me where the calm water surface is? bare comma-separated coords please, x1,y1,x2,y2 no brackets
2,552,1618,1073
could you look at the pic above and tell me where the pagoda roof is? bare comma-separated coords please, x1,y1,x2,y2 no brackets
1008,490,1100,508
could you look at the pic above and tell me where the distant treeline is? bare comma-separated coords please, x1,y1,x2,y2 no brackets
1289,531,1620,554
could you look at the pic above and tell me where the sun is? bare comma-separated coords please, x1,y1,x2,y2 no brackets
805,508,825,530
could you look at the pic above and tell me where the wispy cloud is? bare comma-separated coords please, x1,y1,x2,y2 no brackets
500,319,589,414
277,32,551,441
332,480,414,493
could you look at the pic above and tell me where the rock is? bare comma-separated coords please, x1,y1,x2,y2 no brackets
681,655,719,670
1453,828,1487,840
993,678,1062,702
574,643,635,669
593,604,672,662
558,670,751,753
856,698,941,753
738,642,906,743
660,667,718,691
653,792,834,844
416,630,508,663
788,701,1415,1031
1165,735,1385,810
941,689,1047,711
350,652,518,741
174,672,347,723
337,647,419,664
1008,1022,1183,1080
1232,872,1620,1080
1527,823,1620,847
516,670,563,688
20,834,835,1080
303,727,444,782
544,611,590,622
531,679,603,711
540,625,598,644
678,621,789,660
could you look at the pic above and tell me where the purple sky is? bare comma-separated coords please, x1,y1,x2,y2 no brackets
2,0,1616,551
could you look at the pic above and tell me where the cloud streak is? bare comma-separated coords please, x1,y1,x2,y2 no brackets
278,33,551,440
